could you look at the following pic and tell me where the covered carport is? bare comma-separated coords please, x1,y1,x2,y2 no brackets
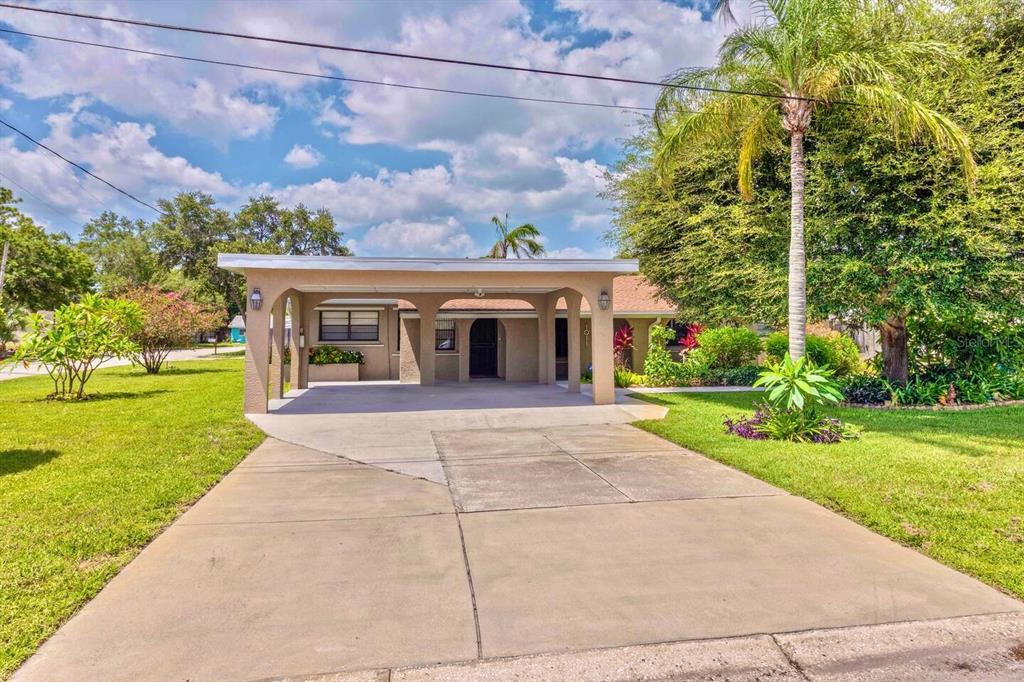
216,254,638,414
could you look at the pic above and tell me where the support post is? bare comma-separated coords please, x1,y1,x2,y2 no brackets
418,304,437,387
269,296,285,400
456,318,471,383
243,284,272,414
543,295,558,384
589,283,616,405
299,295,312,389
566,291,582,393
289,294,302,392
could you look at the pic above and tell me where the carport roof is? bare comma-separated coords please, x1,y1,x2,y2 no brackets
217,254,639,274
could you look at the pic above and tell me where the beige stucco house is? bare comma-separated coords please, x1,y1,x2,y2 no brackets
217,254,676,414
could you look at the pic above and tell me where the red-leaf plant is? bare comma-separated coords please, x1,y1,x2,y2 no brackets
122,286,224,374
613,323,634,367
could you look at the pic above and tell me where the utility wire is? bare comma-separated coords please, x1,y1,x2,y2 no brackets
0,169,87,230
0,117,163,215
0,3,826,103
0,28,658,113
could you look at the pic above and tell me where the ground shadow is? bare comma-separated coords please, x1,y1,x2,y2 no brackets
271,381,596,415
29,389,171,403
1,448,60,475
124,367,234,377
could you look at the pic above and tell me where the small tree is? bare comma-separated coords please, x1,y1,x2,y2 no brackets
0,301,27,355
11,294,141,399
122,286,223,374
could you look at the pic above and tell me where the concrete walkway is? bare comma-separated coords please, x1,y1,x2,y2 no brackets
14,383,1024,681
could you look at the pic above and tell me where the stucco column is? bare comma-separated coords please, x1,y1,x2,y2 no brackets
243,286,272,415
628,317,653,374
418,304,437,386
289,294,302,391
298,294,312,389
543,295,558,384
268,296,285,400
536,305,548,384
456,318,471,383
588,282,616,405
566,290,582,393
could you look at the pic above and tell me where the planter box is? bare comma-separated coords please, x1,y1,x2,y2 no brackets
309,363,360,382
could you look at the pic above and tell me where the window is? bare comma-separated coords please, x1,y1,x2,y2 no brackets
319,310,379,342
435,318,456,351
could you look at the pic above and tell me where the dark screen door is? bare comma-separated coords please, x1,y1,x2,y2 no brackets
469,319,498,377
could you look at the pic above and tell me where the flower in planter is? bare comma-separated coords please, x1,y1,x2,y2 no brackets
309,346,365,365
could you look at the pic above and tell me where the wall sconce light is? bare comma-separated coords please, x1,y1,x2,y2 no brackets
598,290,610,310
249,287,263,311
298,328,305,349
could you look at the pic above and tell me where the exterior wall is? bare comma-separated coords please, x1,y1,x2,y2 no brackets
501,318,539,382
435,353,460,382
309,303,395,381
399,317,420,383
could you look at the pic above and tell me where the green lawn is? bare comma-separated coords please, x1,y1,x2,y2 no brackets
0,358,263,679
634,391,1024,600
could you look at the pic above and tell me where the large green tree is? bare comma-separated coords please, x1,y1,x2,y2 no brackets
609,0,1024,383
652,0,974,361
78,211,164,293
0,187,95,311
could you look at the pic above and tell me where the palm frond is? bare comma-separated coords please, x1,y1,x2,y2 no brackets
849,83,977,184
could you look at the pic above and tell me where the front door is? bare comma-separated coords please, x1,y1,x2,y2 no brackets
555,318,568,380
469,319,498,377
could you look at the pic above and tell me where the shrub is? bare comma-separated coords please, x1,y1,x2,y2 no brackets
643,324,679,386
613,324,634,367
840,374,891,404
765,331,861,376
614,366,640,388
10,294,141,399
122,286,223,374
724,354,856,443
694,326,762,369
309,346,364,365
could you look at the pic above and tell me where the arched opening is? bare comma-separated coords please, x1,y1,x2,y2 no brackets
469,318,499,378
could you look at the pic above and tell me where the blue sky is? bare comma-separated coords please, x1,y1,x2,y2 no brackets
0,0,730,258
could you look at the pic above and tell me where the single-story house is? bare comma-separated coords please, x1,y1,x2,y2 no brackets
217,254,674,414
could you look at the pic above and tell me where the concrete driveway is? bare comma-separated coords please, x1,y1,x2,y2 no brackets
15,383,1024,681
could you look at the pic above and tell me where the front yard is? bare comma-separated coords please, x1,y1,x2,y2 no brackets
0,358,263,678
635,392,1024,601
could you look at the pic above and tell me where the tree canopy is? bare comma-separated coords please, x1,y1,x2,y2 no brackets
0,187,95,311
608,0,1024,381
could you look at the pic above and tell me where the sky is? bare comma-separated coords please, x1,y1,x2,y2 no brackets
0,0,735,259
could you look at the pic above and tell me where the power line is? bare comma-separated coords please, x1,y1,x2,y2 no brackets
0,28,658,113
0,169,87,230
0,3,825,104
0,117,163,215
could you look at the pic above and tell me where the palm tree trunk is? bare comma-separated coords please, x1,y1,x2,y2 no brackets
788,131,807,360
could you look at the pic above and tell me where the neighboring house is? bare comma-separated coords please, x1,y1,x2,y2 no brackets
307,275,678,383
228,314,246,343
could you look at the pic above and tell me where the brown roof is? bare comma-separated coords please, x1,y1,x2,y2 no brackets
396,276,676,314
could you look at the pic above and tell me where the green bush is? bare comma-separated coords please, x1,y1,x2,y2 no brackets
643,325,680,386
765,331,861,376
839,374,891,404
309,346,365,365
694,327,762,369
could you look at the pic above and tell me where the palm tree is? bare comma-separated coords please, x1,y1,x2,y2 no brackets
653,0,974,360
485,213,545,258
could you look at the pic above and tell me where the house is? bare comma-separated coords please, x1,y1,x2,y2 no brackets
228,314,246,343
218,254,673,414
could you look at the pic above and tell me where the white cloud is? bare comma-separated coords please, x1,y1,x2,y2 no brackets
544,245,615,259
570,213,609,232
355,217,477,257
268,165,456,226
283,144,324,169
0,98,11,111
